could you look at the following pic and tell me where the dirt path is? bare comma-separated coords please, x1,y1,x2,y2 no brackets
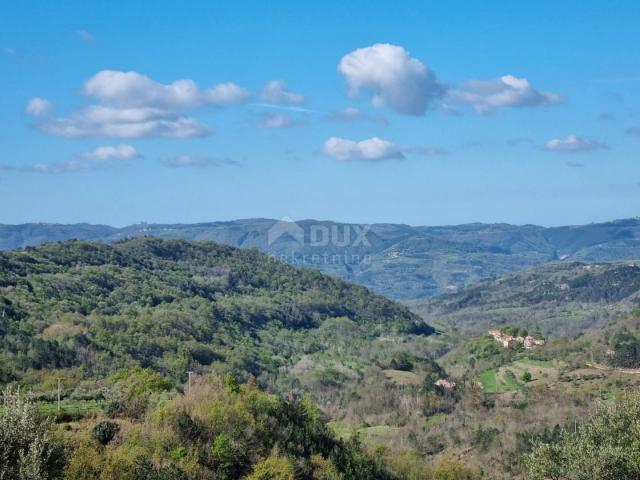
586,363,640,374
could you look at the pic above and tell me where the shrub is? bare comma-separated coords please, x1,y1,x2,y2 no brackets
91,420,120,445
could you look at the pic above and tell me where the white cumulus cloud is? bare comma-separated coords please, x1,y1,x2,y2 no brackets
261,80,305,105
542,134,609,152
447,75,561,113
32,70,250,138
25,97,53,117
338,43,442,115
83,70,250,108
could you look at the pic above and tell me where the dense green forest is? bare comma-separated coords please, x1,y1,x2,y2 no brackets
0,237,432,385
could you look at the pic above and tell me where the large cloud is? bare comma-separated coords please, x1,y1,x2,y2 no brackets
447,75,561,113
28,70,250,138
83,70,250,108
338,44,562,116
338,44,442,115
542,134,608,152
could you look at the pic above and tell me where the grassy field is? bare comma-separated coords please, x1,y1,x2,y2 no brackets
37,399,106,418
479,357,558,393
382,369,422,386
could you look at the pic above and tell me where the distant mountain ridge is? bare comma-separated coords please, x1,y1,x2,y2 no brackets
2,217,640,300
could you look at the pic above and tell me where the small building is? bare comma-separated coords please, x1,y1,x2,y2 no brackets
435,379,456,389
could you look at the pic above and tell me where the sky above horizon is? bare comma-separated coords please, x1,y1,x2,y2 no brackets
1,0,639,228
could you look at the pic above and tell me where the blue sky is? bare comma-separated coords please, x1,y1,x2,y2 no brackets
1,0,639,227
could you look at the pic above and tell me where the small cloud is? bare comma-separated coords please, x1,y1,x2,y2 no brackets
339,43,442,116
403,145,448,156
75,30,94,43
161,155,239,168
322,136,445,161
598,112,614,121
626,126,640,136
261,80,305,105
506,137,533,146
542,134,609,153
259,113,301,129
25,97,53,117
327,107,388,125
447,75,561,113
80,144,140,161
323,137,404,161
1,144,142,174
566,160,585,168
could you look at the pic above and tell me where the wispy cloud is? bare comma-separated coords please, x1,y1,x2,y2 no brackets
259,113,302,129
75,30,94,43
542,134,609,153
327,107,388,125
160,155,240,169
0,144,142,174
506,137,534,146
25,97,53,117
261,80,305,105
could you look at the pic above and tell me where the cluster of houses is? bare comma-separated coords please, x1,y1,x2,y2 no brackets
488,329,545,349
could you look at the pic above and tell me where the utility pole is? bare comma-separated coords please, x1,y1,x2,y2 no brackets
187,371,194,398
57,378,61,413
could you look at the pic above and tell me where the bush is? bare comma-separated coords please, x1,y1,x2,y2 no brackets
91,420,120,445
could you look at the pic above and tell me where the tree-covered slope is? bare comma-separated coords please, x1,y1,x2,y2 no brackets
413,261,640,337
0,237,432,384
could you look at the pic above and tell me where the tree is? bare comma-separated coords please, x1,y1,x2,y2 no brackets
522,371,532,382
0,387,66,480
525,390,640,479
244,451,295,480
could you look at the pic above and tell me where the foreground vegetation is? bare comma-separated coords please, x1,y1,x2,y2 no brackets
1,375,485,480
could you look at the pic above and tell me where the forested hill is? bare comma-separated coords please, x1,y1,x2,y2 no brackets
0,238,432,383
2,217,640,300
413,261,640,337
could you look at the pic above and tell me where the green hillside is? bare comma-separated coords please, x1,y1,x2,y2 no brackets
413,261,640,337
2,217,640,300
0,237,432,385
